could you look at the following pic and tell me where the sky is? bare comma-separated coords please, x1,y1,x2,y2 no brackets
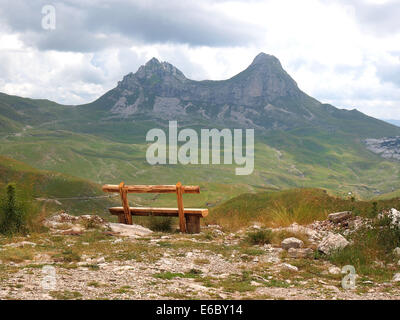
0,0,399,119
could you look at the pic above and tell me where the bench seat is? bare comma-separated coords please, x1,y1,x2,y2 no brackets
109,207,209,217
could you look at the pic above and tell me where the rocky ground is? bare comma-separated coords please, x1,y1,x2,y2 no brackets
0,211,400,300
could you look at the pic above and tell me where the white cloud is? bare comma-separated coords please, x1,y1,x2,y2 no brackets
0,0,399,119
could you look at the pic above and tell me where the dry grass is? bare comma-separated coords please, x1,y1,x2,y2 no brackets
207,188,400,230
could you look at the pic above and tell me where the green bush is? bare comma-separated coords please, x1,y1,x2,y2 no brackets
328,216,400,278
148,216,174,232
376,216,400,253
0,184,29,235
246,229,273,245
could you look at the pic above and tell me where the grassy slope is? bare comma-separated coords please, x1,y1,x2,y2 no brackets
208,188,400,230
0,156,117,216
0,92,400,206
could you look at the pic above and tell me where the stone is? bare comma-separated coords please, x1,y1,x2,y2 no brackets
33,254,52,263
281,237,304,250
328,211,352,223
95,257,106,264
389,209,400,228
78,215,108,229
318,233,349,255
4,241,36,248
393,247,400,257
328,266,341,275
281,263,298,272
392,273,400,282
109,223,153,238
287,248,314,259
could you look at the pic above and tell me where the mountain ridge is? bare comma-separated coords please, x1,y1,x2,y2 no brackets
81,53,400,137
1,53,400,200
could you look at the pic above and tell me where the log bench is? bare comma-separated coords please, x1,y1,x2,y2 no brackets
102,182,208,233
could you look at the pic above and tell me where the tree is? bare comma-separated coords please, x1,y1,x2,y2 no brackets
0,184,27,235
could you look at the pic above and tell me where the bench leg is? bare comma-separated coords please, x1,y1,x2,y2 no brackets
185,215,201,234
118,214,125,223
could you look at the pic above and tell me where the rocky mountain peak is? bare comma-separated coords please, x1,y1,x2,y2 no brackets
250,52,281,67
103,53,316,127
135,57,187,82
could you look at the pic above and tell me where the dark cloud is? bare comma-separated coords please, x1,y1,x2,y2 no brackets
0,0,260,52
323,0,400,35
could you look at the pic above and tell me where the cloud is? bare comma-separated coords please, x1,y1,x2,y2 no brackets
376,57,400,87
327,0,400,35
0,0,260,52
0,0,400,119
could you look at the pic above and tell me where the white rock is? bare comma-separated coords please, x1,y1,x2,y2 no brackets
281,263,298,272
281,237,304,250
109,223,153,238
393,247,400,256
392,273,400,282
284,223,319,239
328,266,341,275
288,248,314,259
95,257,106,264
318,233,349,255
389,209,400,228
328,211,352,223
4,241,36,248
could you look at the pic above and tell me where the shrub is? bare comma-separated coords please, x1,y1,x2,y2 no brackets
246,229,273,245
328,216,400,279
148,216,174,232
0,184,29,235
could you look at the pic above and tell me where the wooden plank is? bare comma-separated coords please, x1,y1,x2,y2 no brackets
109,207,208,217
176,182,186,233
102,184,200,194
185,215,201,234
119,182,132,225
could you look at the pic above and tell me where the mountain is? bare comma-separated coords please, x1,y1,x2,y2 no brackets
382,119,400,127
84,53,399,138
0,53,400,203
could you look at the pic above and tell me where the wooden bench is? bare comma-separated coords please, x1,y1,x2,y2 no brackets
102,182,208,233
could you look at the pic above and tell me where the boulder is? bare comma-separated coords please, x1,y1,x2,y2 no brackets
389,209,400,228
318,233,349,255
281,263,298,272
393,247,400,257
281,237,304,250
328,211,352,223
78,215,108,229
328,266,341,275
109,223,153,238
393,273,400,282
287,248,313,259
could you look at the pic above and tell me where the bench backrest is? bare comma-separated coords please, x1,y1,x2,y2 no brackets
102,184,200,194
102,182,200,232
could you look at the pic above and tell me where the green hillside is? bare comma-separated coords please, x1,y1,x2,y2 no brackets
0,90,399,203
0,156,117,216
0,54,400,205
